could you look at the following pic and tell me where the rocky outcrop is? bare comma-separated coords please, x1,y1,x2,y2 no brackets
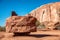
6,16,37,33
27,2,60,30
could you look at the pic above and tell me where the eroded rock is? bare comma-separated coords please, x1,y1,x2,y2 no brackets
27,2,60,30
6,15,37,33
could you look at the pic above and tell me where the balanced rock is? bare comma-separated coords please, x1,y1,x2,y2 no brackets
6,16,37,33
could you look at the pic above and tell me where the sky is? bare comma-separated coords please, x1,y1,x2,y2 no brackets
0,0,60,26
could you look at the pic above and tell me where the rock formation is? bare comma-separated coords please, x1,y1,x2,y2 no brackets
27,2,60,30
6,15,37,33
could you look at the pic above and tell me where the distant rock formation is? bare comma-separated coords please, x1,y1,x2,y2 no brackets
27,2,60,30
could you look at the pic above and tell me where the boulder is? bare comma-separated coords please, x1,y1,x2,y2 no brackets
6,16,37,33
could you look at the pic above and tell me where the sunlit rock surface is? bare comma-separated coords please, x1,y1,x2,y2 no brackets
27,2,60,30
6,15,37,33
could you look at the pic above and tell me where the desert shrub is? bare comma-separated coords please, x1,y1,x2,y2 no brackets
0,26,5,32
36,20,45,29
55,25,60,30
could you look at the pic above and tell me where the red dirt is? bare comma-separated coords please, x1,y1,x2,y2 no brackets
0,30,60,40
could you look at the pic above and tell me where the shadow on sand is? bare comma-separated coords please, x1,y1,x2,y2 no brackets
14,33,57,38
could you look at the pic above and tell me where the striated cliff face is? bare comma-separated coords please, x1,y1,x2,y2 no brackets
27,2,60,30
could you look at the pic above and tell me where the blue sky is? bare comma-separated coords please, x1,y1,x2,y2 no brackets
0,0,60,26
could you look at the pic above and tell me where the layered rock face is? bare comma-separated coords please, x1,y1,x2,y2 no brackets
6,16,37,33
27,2,60,30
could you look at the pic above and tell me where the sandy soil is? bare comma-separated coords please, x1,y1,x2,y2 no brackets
0,30,60,40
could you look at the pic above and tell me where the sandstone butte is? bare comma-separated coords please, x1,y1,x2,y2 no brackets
26,2,60,30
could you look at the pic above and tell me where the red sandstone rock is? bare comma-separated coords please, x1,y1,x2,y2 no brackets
6,15,37,33
27,2,60,30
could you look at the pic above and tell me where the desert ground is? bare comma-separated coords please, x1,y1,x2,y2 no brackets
0,30,60,40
